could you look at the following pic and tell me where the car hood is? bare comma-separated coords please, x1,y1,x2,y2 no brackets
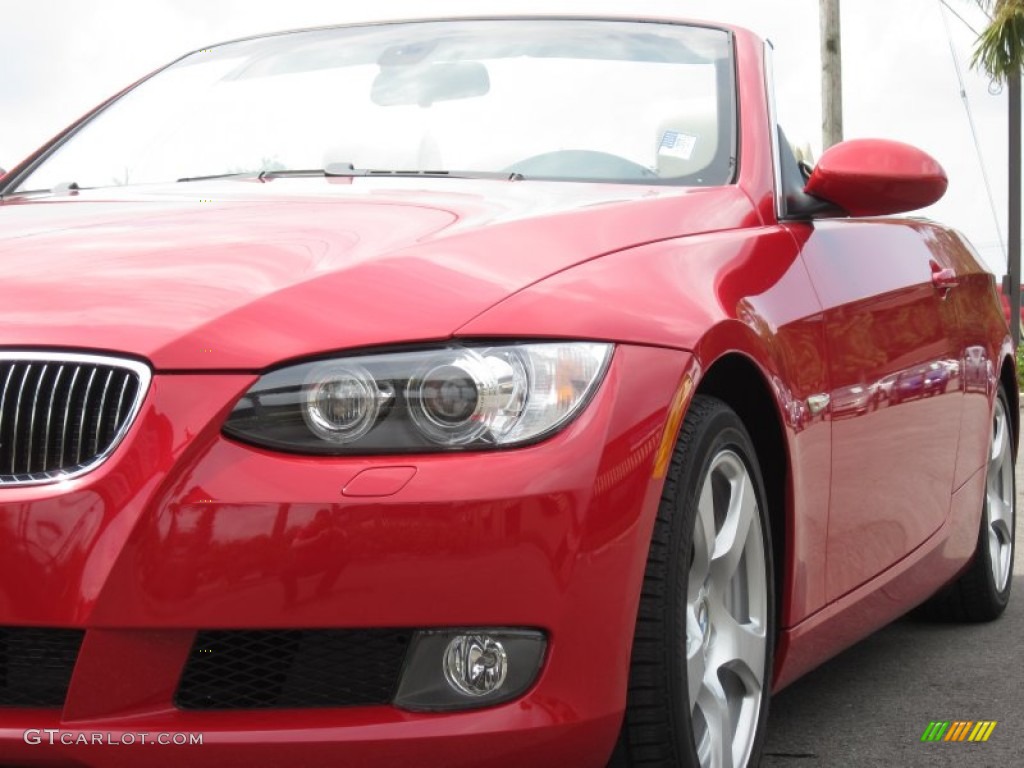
0,179,755,369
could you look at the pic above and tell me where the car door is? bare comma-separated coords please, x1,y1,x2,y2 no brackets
796,219,963,602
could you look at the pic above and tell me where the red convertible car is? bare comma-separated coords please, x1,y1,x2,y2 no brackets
0,15,1015,768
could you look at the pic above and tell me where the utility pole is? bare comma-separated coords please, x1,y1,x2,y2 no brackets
1009,68,1021,348
820,0,843,149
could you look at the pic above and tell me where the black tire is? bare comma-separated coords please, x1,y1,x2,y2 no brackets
611,395,775,768
915,384,1016,622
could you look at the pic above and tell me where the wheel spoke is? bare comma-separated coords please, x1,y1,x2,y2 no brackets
691,476,716,591
991,517,1012,544
1001,463,1014,508
988,494,1011,529
695,675,735,768
708,605,766,691
711,472,755,583
990,515,1012,576
687,633,707,711
989,525,1008,588
990,407,1007,464
989,443,1008,486
989,525,1002,563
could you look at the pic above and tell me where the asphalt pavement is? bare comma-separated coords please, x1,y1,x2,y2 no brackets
762,445,1024,767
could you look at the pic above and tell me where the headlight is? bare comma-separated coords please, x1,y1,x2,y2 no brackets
223,342,613,454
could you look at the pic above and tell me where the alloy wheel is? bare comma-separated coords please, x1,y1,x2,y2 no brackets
686,450,768,768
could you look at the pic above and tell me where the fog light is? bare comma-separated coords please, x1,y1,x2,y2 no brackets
394,628,546,711
444,634,508,696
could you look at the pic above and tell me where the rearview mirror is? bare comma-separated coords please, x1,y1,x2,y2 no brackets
804,139,947,217
372,61,490,107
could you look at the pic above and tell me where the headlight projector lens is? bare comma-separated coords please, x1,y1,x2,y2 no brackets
419,364,481,426
303,363,389,443
407,350,522,446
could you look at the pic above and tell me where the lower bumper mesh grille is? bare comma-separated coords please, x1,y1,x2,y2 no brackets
0,627,84,707
176,629,412,709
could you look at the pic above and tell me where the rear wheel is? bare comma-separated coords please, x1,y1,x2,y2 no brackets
917,384,1015,622
611,395,774,768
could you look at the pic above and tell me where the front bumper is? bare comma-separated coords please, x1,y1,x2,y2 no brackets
0,345,691,768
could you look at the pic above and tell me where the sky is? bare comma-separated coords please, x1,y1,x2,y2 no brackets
0,0,1008,273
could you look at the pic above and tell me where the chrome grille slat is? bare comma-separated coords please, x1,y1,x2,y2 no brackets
26,363,49,474
92,369,115,457
113,372,131,427
0,365,15,456
10,364,32,474
74,368,98,467
59,366,82,469
41,365,65,471
0,353,150,487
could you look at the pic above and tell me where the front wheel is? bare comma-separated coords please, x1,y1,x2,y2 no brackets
611,395,775,768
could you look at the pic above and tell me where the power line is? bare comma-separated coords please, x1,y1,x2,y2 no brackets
938,0,1008,266
939,0,982,35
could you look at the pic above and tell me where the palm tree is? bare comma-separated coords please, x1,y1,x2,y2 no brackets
973,0,1024,346
973,1,1024,77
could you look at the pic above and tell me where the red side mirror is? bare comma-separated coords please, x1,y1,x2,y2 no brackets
804,139,947,217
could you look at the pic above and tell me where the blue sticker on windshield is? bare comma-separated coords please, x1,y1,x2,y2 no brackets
659,131,697,161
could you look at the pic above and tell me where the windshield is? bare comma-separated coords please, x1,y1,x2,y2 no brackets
14,19,735,191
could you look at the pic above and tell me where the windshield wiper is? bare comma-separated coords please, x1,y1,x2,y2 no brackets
177,166,524,183
3,181,83,198
176,170,325,182
177,171,258,183
323,163,524,181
